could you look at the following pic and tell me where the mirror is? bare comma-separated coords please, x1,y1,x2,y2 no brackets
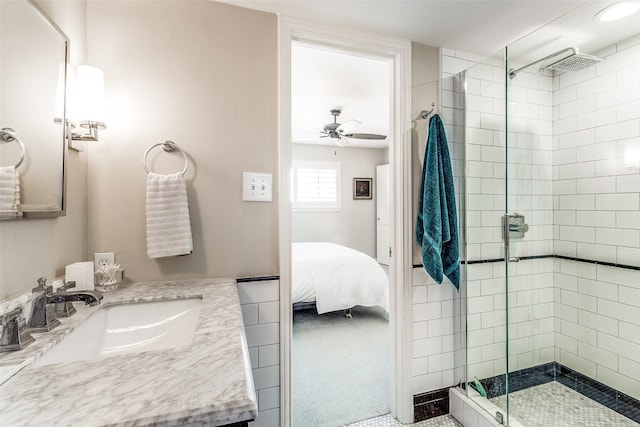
0,0,69,219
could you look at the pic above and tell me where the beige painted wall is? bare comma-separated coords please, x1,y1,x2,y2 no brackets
0,0,88,301
85,0,278,283
411,42,441,265
291,144,387,257
0,4,435,300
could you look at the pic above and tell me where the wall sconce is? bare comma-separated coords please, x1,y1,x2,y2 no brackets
624,141,640,170
72,65,107,141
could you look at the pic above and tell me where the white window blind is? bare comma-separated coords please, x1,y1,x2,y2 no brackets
292,160,341,211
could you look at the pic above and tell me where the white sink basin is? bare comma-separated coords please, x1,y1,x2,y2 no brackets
33,297,202,366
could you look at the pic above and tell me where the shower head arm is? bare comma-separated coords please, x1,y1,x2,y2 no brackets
508,47,577,79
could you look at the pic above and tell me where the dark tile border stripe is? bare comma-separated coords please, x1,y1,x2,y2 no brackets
468,362,556,399
468,362,640,423
414,255,640,271
414,387,450,422
236,275,280,283
553,254,640,271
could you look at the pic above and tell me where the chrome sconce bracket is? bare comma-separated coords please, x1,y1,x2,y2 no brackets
71,120,107,142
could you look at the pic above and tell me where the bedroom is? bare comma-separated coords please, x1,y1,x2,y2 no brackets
290,42,393,426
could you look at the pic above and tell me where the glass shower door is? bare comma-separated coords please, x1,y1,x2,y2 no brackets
503,2,640,425
502,40,557,426
459,48,511,424
464,6,640,425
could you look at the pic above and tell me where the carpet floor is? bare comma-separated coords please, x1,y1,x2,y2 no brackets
292,305,390,427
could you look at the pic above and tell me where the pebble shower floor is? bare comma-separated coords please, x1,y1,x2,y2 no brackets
490,381,639,427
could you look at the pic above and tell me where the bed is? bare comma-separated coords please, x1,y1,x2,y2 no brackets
292,242,389,314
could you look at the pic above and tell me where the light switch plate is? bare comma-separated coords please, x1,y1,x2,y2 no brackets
243,172,272,202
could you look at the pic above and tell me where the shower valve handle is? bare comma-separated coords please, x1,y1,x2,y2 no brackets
503,213,522,263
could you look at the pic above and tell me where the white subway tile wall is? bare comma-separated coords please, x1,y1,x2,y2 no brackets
411,268,461,395
436,49,556,389
553,38,640,267
550,36,640,397
429,41,640,400
465,259,555,380
237,280,280,427
554,259,640,399
443,50,555,263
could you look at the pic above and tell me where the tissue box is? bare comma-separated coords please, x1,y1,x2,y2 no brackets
65,262,95,291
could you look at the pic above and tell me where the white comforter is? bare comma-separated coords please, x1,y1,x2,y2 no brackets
292,242,389,314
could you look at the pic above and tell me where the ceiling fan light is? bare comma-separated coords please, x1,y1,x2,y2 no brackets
337,119,362,134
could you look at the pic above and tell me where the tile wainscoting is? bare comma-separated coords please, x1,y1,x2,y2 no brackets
237,276,281,427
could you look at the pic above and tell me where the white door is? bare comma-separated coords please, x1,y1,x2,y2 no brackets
376,164,390,265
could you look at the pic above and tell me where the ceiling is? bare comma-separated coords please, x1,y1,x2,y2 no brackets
291,43,391,149
217,0,640,149
217,0,590,57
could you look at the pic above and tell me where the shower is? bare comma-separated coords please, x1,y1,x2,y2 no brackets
449,8,640,424
508,46,603,78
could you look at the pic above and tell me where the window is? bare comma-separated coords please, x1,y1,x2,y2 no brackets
292,160,341,211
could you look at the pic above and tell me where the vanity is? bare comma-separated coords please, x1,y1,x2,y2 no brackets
0,279,258,426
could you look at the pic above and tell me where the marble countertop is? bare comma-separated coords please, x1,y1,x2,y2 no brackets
0,278,257,426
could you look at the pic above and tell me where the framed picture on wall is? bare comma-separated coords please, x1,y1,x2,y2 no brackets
353,178,372,199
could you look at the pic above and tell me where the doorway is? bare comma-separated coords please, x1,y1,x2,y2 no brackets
289,42,391,420
278,19,414,427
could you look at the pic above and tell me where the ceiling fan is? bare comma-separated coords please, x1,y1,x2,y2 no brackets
320,108,386,144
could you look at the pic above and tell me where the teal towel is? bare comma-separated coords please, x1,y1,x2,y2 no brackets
416,114,460,289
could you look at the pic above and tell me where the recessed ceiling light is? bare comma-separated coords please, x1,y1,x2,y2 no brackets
594,1,640,22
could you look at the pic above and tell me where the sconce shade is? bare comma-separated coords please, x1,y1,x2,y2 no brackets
76,65,106,126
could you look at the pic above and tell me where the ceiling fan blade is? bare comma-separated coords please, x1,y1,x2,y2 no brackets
342,133,387,140
336,119,361,134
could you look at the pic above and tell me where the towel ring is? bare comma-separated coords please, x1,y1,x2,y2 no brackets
0,128,25,169
143,140,188,176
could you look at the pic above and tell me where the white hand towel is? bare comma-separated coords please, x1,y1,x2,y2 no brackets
0,166,21,214
146,172,193,259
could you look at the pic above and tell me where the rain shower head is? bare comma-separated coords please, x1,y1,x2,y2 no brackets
543,52,604,72
508,47,604,79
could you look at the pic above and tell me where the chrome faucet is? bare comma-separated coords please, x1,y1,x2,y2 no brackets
53,280,77,318
0,307,35,352
28,277,103,332
47,290,103,306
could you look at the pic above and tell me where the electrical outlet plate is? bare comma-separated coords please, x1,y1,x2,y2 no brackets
94,252,115,270
242,172,273,202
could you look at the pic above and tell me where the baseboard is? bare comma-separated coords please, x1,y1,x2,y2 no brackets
413,387,449,422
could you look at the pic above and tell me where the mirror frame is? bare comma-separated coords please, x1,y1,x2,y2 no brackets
2,0,70,219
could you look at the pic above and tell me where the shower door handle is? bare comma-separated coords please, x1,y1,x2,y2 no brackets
503,213,521,263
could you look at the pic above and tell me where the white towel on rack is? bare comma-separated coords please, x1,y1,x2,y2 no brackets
0,166,21,214
146,172,193,259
